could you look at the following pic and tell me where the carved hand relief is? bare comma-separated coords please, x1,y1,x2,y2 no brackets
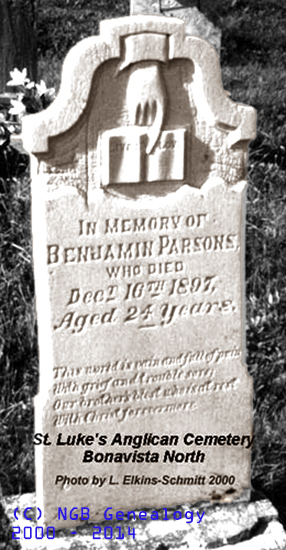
125,63,166,153
100,33,186,186
22,17,256,200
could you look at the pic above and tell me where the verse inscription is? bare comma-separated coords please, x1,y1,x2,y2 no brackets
52,347,241,427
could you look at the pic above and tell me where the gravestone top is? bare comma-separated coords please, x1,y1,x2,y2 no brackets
22,15,256,529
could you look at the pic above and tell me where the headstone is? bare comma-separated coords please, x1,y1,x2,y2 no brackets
22,15,256,529
130,0,221,54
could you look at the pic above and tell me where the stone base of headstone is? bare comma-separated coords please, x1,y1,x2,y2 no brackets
2,494,286,550
130,1,221,54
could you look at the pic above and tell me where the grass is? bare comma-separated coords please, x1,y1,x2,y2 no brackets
1,0,286,531
219,4,286,523
0,173,37,495
246,163,286,523
249,166,286,508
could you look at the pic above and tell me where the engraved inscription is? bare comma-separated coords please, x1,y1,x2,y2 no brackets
48,196,242,428
49,209,239,335
51,347,242,426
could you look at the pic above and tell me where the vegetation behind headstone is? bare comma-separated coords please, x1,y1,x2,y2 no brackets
0,0,37,93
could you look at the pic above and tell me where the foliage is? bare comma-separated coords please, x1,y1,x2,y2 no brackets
5,0,37,27
0,69,55,180
0,67,55,492
0,130,28,179
0,0,37,87
0,172,37,495
37,0,129,58
217,2,286,521
245,159,286,523
221,4,286,67
6,67,56,115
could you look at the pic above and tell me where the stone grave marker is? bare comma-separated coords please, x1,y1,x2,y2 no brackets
22,15,256,530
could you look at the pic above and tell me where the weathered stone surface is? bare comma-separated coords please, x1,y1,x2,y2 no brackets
130,0,221,54
3,494,286,550
22,15,256,529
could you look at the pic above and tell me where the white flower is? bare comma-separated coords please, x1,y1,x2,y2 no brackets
26,81,36,89
7,67,29,87
36,80,47,96
9,98,26,117
44,87,56,101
